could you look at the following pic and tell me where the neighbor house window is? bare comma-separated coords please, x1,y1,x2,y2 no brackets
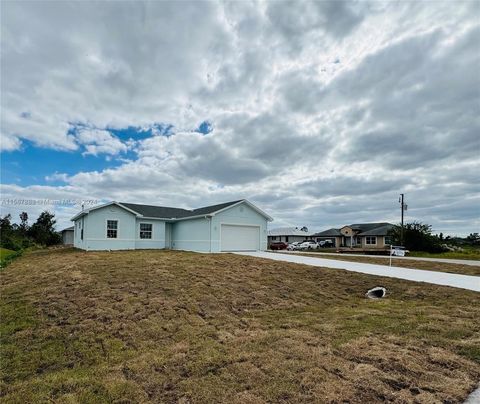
140,223,152,239
106,220,118,238
384,236,392,245
365,236,377,245
271,236,277,241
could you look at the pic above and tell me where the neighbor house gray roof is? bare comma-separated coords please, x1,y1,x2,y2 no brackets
61,226,74,232
313,228,342,237
358,224,395,236
121,200,243,219
313,223,394,237
348,222,392,233
268,227,313,236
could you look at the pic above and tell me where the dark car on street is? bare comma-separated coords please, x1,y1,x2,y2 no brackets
269,241,288,250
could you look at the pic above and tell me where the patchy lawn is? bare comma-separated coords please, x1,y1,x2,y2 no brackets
1,248,479,403
279,252,480,276
409,248,480,261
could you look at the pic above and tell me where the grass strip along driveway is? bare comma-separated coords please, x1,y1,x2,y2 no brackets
280,251,480,276
1,248,479,403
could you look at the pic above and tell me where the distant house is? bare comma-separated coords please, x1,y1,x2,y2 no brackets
267,227,313,244
313,228,343,248
61,226,74,245
313,223,395,250
71,199,273,252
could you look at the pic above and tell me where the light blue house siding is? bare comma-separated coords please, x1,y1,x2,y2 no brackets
135,219,166,250
73,200,271,252
74,205,166,251
172,217,211,252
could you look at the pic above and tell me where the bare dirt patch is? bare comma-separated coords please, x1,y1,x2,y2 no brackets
1,248,479,403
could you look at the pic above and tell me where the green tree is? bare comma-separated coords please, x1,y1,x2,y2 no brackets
0,214,13,237
0,214,25,250
28,211,61,246
388,221,444,253
466,233,480,245
19,212,29,235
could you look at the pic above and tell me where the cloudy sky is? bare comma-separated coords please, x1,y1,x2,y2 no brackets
1,0,479,235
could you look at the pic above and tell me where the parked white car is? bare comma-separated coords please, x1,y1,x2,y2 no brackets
298,241,319,250
287,241,302,250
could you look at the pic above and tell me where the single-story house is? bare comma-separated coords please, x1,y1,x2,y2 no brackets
267,227,313,244
61,226,74,245
71,199,273,252
313,223,395,249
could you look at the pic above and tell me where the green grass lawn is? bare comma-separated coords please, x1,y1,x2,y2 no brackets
1,248,479,403
0,248,19,268
409,247,480,260
0,248,16,261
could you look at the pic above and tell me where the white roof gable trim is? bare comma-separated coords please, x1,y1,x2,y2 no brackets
71,201,141,221
211,199,274,221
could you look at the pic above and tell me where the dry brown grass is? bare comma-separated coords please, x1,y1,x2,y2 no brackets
1,248,479,403
281,252,480,276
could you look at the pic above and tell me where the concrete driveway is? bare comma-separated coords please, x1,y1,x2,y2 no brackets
281,251,480,267
236,251,480,292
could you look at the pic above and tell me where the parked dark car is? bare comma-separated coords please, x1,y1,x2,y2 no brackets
269,241,288,250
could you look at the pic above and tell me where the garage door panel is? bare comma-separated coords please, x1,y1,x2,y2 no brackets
221,224,259,251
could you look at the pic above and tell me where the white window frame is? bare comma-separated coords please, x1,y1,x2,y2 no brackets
365,236,377,245
106,219,119,239
139,222,153,240
384,236,392,245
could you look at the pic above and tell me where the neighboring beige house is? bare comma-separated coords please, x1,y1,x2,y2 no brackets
313,223,395,250
268,227,313,244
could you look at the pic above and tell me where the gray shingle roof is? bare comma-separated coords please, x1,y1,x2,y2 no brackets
358,224,395,236
120,200,243,219
348,222,392,232
313,223,394,237
313,228,342,237
268,227,313,236
62,226,74,232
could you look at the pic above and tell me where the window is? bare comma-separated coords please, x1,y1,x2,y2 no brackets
384,236,392,245
139,223,152,239
365,236,377,245
271,236,277,241
106,220,118,238
81,229,83,240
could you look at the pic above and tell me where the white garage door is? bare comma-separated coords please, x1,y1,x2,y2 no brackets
221,224,260,251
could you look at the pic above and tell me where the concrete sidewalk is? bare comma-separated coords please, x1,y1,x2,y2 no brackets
236,251,480,292
278,251,480,267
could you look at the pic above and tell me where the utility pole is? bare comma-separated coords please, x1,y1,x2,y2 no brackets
399,194,407,245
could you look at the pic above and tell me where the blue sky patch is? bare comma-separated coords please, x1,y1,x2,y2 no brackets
196,121,213,134
1,140,126,186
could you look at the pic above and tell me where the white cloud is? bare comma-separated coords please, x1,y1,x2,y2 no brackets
1,1,479,235
75,128,129,156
